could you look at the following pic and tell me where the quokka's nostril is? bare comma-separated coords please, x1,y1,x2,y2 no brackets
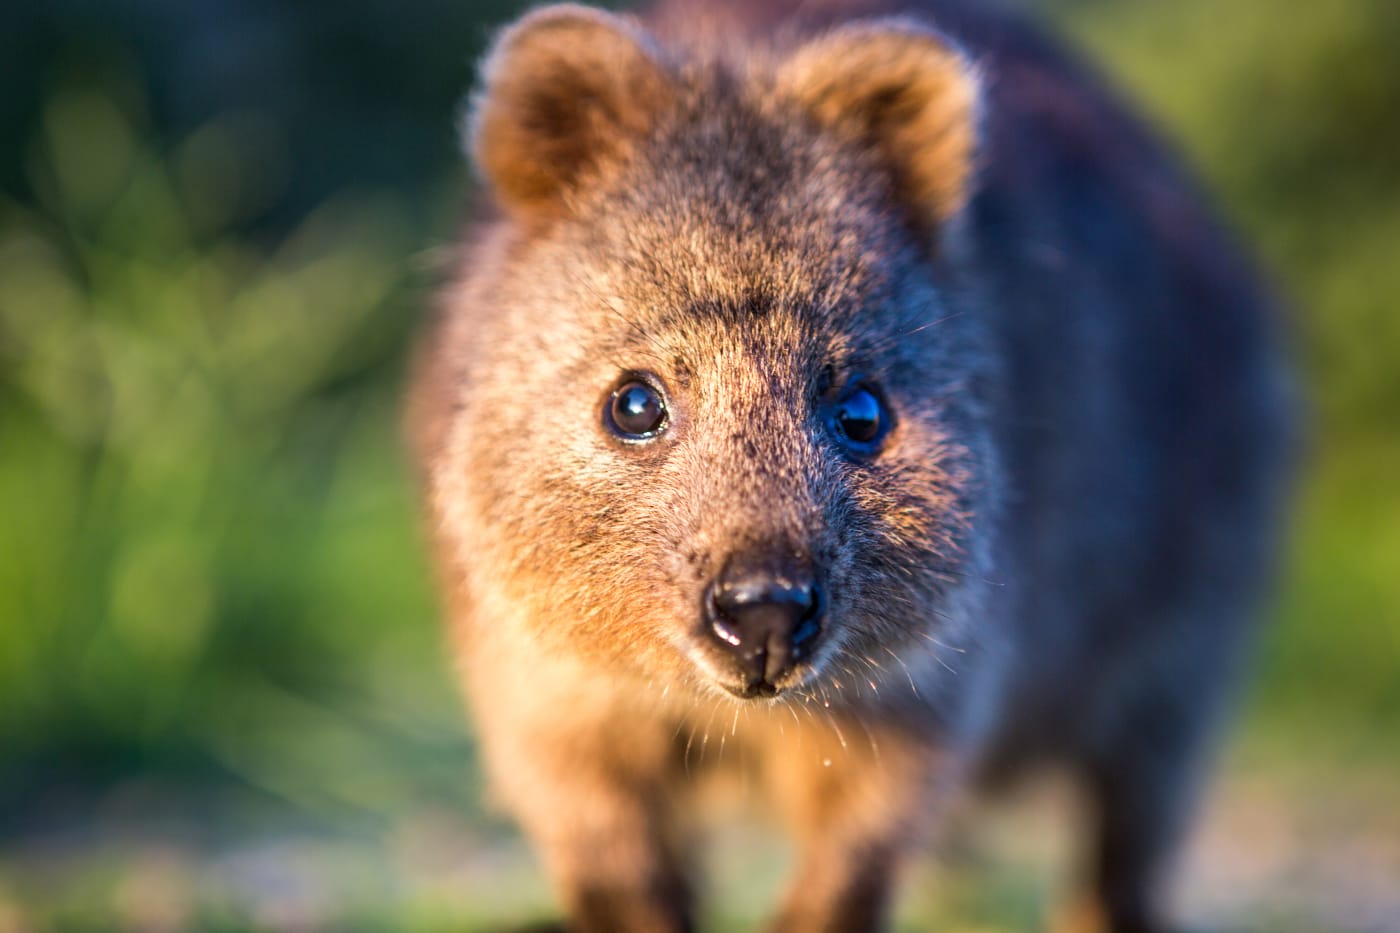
791,610,820,651
705,557,824,686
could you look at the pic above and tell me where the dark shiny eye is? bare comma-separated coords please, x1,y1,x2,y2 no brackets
829,384,890,451
607,380,668,439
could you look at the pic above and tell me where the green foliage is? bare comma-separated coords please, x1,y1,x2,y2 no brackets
0,83,473,815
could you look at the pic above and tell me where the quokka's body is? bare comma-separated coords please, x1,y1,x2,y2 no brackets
409,0,1296,929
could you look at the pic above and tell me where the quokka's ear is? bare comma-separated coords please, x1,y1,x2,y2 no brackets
776,21,981,230
467,4,675,218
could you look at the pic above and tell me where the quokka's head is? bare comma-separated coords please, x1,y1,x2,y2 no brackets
430,4,999,703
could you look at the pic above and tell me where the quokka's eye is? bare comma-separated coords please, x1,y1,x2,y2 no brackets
607,379,668,439
827,382,892,454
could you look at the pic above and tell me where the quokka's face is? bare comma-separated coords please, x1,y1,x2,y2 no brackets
438,6,994,702
449,179,990,703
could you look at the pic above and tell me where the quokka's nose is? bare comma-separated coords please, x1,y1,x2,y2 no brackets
706,556,823,693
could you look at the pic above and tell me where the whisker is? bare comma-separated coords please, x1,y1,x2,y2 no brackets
699,702,720,765
896,311,965,338
884,645,920,696
829,715,849,753
917,630,967,653
853,712,881,762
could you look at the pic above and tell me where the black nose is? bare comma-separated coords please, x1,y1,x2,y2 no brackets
705,556,823,693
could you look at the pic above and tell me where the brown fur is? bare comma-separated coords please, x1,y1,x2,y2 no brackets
409,1,1295,930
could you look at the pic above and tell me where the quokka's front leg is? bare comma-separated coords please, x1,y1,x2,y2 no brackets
760,713,955,933
530,774,693,933
474,688,695,933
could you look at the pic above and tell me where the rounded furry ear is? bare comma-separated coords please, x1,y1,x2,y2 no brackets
776,21,981,229
467,4,675,218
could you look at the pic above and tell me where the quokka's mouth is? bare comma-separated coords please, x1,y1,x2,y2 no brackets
724,678,784,700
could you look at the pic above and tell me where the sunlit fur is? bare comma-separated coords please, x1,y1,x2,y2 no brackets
408,1,1296,930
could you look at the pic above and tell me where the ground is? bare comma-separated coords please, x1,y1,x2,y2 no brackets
5,749,1397,932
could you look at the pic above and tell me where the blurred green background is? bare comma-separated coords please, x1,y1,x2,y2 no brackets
1,0,1396,929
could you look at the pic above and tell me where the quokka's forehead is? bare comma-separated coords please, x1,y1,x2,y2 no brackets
622,117,901,245
559,194,916,336
576,292,927,396
581,256,941,369
559,83,908,244
533,231,946,391
511,98,951,364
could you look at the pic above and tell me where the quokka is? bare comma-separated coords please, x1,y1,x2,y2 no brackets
409,0,1296,929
